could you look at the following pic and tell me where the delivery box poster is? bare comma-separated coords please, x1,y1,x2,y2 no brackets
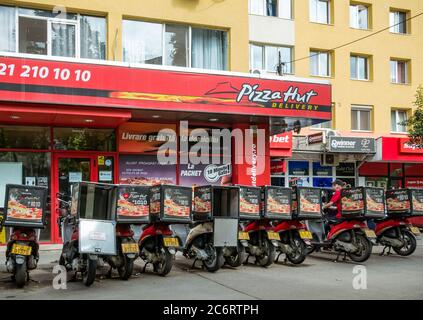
5,185,47,227
116,186,150,221
163,187,191,219
341,188,365,216
386,189,411,214
365,188,385,216
411,189,423,215
298,188,321,216
194,187,212,214
239,187,261,217
266,187,291,217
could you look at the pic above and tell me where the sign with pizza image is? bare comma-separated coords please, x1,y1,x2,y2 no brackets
410,189,423,216
163,187,192,220
116,185,150,223
386,189,411,216
341,188,365,217
297,187,322,219
239,186,261,219
364,187,385,218
4,184,47,228
194,186,212,218
263,186,292,220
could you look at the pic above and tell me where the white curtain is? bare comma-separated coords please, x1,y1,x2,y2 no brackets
191,28,227,71
80,16,106,60
0,6,16,52
51,23,76,58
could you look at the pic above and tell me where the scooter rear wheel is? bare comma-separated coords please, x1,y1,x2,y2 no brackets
348,234,372,263
257,239,275,267
153,247,173,277
118,256,134,280
286,234,307,265
224,243,246,267
82,258,97,287
203,245,224,272
393,230,417,256
15,262,27,288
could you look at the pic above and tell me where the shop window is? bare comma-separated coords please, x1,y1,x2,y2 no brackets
271,176,285,186
405,164,423,176
390,59,409,84
390,163,403,177
350,55,370,80
351,106,372,131
0,125,50,150
312,162,332,177
288,161,309,176
364,177,387,189
358,162,388,176
0,152,51,241
123,20,228,71
336,162,355,177
53,128,115,151
310,50,331,77
390,10,408,34
310,0,330,24
0,6,106,59
350,3,369,30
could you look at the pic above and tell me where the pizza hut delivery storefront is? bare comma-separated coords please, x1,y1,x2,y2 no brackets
0,54,332,244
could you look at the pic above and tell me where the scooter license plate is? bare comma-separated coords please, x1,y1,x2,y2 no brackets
364,229,377,239
267,231,281,241
299,230,313,240
11,244,32,256
163,237,179,247
238,231,250,240
121,243,139,254
410,227,420,235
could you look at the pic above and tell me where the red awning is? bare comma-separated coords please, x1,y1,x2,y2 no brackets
0,103,131,128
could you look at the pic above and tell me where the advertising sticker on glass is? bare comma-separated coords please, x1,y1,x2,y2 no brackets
4,184,47,228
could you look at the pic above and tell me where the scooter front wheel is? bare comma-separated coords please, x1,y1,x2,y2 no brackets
82,258,97,287
348,234,372,263
224,243,246,267
286,234,307,265
393,230,417,256
15,262,27,288
203,245,224,272
257,239,275,267
153,247,173,276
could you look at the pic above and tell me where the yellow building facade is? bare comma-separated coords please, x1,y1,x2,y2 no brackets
294,0,423,135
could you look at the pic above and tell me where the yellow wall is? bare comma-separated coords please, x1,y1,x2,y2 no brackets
6,0,249,72
294,0,423,134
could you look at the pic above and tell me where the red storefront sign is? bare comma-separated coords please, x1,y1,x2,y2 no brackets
399,138,423,154
269,132,292,157
270,160,286,174
0,55,332,122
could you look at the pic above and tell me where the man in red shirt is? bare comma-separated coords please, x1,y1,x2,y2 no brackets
323,179,344,220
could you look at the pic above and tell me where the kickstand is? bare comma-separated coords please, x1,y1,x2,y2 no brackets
380,246,387,256
387,247,392,256
191,258,199,270
342,252,348,262
243,254,251,265
106,267,113,279
334,251,341,263
141,262,149,273
27,276,40,284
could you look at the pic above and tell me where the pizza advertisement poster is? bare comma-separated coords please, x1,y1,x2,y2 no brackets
341,188,365,216
239,186,261,217
364,187,385,217
291,188,298,215
116,185,150,222
4,184,47,228
386,189,411,215
194,186,212,214
298,188,322,217
410,189,423,216
149,186,162,216
162,186,192,220
264,187,292,218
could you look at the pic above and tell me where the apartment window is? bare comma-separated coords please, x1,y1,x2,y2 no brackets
310,50,331,77
390,10,407,34
350,3,369,29
350,55,369,80
312,121,332,129
391,110,408,133
0,6,106,59
123,20,228,71
249,0,292,19
390,59,409,84
351,106,372,131
250,43,293,74
310,0,330,24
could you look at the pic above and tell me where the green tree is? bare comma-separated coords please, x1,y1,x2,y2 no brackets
401,85,423,145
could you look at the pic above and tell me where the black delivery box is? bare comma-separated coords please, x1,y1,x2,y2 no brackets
292,187,323,220
71,182,117,221
410,188,423,217
261,186,292,220
386,189,411,217
238,185,261,220
116,185,150,224
341,187,365,218
193,185,240,222
3,184,48,229
363,187,386,219
150,184,192,223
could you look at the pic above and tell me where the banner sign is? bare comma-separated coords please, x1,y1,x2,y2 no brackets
0,55,331,121
399,138,423,154
328,137,376,153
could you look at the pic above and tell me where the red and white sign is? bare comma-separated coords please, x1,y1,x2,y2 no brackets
269,132,292,149
380,137,423,162
270,160,286,174
0,55,332,122
399,138,423,154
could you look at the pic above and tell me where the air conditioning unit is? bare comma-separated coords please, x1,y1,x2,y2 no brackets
320,153,339,166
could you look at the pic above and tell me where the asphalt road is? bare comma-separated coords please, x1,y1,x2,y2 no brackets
0,241,422,300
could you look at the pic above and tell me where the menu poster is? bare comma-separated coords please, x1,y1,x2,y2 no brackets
117,186,149,221
386,189,411,214
239,187,260,216
341,188,365,216
164,187,191,218
149,186,161,215
411,189,423,216
298,188,321,216
266,187,291,217
194,186,212,214
5,185,47,227
365,188,385,216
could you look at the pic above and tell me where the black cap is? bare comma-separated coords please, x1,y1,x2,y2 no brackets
332,179,345,186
